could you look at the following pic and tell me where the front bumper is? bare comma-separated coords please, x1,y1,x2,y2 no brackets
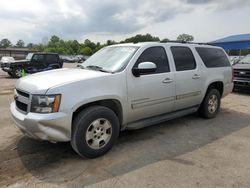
234,80,250,89
10,102,71,142
2,67,12,72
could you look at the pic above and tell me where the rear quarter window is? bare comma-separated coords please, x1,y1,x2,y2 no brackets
195,47,230,68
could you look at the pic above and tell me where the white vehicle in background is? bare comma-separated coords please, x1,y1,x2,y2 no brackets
0,56,15,63
0,56,15,76
11,42,233,158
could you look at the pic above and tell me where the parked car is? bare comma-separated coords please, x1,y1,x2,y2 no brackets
1,53,63,78
60,55,87,63
233,54,250,90
0,56,15,63
11,42,233,158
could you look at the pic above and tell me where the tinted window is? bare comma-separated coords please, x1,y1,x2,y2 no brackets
171,47,196,71
135,46,170,74
32,54,44,62
46,54,59,63
196,47,230,68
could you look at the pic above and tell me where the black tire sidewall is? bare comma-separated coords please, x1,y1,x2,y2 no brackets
13,67,22,78
200,88,221,119
71,106,119,158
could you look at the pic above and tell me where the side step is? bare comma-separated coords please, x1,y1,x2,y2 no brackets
124,106,198,130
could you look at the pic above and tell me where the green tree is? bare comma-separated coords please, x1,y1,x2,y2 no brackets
0,38,12,48
16,39,25,47
177,34,194,42
122,33,160,43
79,47,93,56
161,38,170,42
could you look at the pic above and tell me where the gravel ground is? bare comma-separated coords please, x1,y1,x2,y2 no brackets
0,64,250,188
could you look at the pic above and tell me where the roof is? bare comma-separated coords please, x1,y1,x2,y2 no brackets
111,41,215,49
211,34,250,44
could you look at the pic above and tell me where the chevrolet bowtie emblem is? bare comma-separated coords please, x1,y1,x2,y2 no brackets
240,71,246,75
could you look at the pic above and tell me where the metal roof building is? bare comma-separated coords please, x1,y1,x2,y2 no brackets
210,34,250,50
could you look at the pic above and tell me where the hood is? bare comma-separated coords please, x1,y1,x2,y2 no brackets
16,68,109,94
233,63,250,70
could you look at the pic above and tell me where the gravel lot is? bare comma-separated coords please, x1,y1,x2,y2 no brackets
0,64,250,188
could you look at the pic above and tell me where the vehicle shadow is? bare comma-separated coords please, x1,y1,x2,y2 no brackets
2,108,250,187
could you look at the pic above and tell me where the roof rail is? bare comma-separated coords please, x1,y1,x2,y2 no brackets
160,40,210,45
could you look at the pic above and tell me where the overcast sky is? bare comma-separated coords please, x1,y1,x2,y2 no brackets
0,0,249,44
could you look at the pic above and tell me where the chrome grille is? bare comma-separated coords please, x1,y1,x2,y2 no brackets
15,89,30,113
234,69,250,81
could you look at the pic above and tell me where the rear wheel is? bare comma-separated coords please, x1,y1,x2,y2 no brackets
71,106,120,158
199,88,221,119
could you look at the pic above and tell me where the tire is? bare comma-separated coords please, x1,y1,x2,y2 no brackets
7,72,13,77
12,67,22,78
199,88,221,119
71,106,120,158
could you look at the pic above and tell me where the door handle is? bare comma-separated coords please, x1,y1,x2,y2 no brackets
162,78,173,84
192,74,201,79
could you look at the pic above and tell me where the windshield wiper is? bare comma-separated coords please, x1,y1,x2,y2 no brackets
85,65,113,73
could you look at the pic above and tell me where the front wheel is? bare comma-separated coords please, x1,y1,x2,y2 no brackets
12,67,22,78
71,106,120,158
199,88,221,119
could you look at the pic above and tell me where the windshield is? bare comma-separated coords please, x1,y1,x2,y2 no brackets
239,55,250,64
81,46,139,73
26,53,33,60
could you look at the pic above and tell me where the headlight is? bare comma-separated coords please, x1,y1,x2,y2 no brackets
31,94,61,113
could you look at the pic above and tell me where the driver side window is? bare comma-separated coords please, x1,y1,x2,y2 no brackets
134,46,170,74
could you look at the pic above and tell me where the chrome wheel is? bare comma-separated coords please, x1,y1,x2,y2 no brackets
208,94,218,114
85,118,112,150
15,68,22,77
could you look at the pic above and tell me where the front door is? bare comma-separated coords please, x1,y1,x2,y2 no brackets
127,46,175,123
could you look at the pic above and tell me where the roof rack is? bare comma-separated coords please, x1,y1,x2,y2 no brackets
160,40,210,45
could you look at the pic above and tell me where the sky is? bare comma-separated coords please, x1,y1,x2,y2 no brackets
0,0,250,44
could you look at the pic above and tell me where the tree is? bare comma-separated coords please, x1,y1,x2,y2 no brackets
0,38,12,48
177,34,194,42
26,43,34,49
122,33,160,43
161,38,170,42
16,40,25,47
79,47,93,56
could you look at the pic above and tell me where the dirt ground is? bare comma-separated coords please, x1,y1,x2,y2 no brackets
0,64,250,188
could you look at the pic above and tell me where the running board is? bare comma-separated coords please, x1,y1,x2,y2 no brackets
124,106,199,130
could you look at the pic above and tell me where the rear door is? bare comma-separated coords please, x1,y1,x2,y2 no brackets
170,46,202,110
127,46,175,122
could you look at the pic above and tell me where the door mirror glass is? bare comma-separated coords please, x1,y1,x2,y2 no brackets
132,62,157,77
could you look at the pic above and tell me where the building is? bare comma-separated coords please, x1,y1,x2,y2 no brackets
0,47,38,59
210,34,250,56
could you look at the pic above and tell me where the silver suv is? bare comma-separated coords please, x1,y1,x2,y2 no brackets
11,42,233,158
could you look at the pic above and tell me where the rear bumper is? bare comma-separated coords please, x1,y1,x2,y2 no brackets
10,102,71,142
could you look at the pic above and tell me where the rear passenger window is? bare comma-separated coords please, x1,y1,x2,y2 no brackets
46,55,59,63
171,47,196,71
195,47,230,68
135,46,170,74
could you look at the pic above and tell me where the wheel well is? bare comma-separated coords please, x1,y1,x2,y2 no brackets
72,99,123,127
207,81,224,96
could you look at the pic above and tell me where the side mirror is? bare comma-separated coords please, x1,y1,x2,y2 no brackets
132,62,157,77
